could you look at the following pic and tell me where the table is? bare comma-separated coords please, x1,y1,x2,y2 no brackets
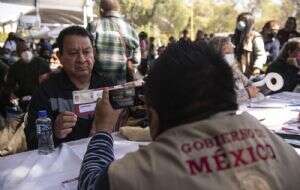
0,92,300,190
0,134,148,190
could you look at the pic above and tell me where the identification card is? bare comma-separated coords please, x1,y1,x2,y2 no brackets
73,89,103,117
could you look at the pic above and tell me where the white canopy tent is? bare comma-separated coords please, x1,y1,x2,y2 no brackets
0,0,95,34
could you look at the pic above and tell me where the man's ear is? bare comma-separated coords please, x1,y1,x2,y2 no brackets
57,51,63,65
93,48,96,57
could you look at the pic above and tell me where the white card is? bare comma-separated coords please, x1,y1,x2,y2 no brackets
79,103,97,113
73,89,103,105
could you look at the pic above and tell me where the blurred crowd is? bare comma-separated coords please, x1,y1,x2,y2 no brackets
0,10,299,155
0,0,299,189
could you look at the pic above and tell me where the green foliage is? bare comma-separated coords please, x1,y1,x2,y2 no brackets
193,0,238,34
252,0,295,31
0,33,8,43
94,0,299,43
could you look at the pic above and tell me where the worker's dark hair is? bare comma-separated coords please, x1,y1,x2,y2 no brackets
145,41,237,130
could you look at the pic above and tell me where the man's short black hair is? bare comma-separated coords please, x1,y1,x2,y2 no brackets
56,26,93,53
145,41,237,130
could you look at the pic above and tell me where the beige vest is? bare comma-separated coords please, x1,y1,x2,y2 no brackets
109,112,300,190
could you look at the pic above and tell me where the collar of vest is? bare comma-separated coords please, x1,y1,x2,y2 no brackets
156,110,238,140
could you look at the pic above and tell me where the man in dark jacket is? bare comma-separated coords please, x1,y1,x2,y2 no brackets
5,41,50,111
25,26,112,150
277,17,300,47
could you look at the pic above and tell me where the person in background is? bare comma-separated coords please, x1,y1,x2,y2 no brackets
1,33,21,66
5,41,50,111
194,30,208,45
261,20,281,65
138,31,149,76
78,41,300,190
167,36,176,47
179,29,192,43
0,48,13,66
0,58,8,91
139,31,149,62
3,32,18,53
94,0,140,85
233,12,267,77
38,39,52,61
0,59,9,115
210,36,260,103
277,17,300,47
49,48,62,72
157,45,166,58
25,26,112,150
204,33,209,41
266,38,300,93
86,21,98,40
148,37,156,63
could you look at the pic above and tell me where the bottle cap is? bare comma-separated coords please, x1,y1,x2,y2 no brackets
38,110,48,118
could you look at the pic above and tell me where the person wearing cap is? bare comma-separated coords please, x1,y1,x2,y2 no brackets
38,38,53,61
93,0,141,86
78,41,300,190
25,26,112,150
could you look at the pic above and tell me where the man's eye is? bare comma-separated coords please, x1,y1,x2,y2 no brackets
84,49,92,53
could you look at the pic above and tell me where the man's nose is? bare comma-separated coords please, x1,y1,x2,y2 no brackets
77,52,86,63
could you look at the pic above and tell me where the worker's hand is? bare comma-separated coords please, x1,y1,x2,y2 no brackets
246,86,260,98
93,88,121,134
54,111,77,139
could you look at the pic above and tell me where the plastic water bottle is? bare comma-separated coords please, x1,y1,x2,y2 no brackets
36,110,54,154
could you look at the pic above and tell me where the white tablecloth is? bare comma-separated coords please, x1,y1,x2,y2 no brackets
242,92,300,134
0,92,299,190
0,134,148,190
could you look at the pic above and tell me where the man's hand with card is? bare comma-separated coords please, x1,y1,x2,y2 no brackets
54,111,78,139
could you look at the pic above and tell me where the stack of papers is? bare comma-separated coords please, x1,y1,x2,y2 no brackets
281,118,300,135
248,92,300,109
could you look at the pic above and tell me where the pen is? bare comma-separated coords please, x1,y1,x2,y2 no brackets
62,177,79,184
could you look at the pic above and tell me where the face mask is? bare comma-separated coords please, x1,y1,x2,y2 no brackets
50,63,60,70
21,51,33,63
224,53,235,65
237,21,246,31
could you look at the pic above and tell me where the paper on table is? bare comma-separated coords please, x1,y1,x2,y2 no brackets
1,144,82,190
282,118,300,134
248,98,288,108
269,92,300,105
62,133,150,189
61,177,78,190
